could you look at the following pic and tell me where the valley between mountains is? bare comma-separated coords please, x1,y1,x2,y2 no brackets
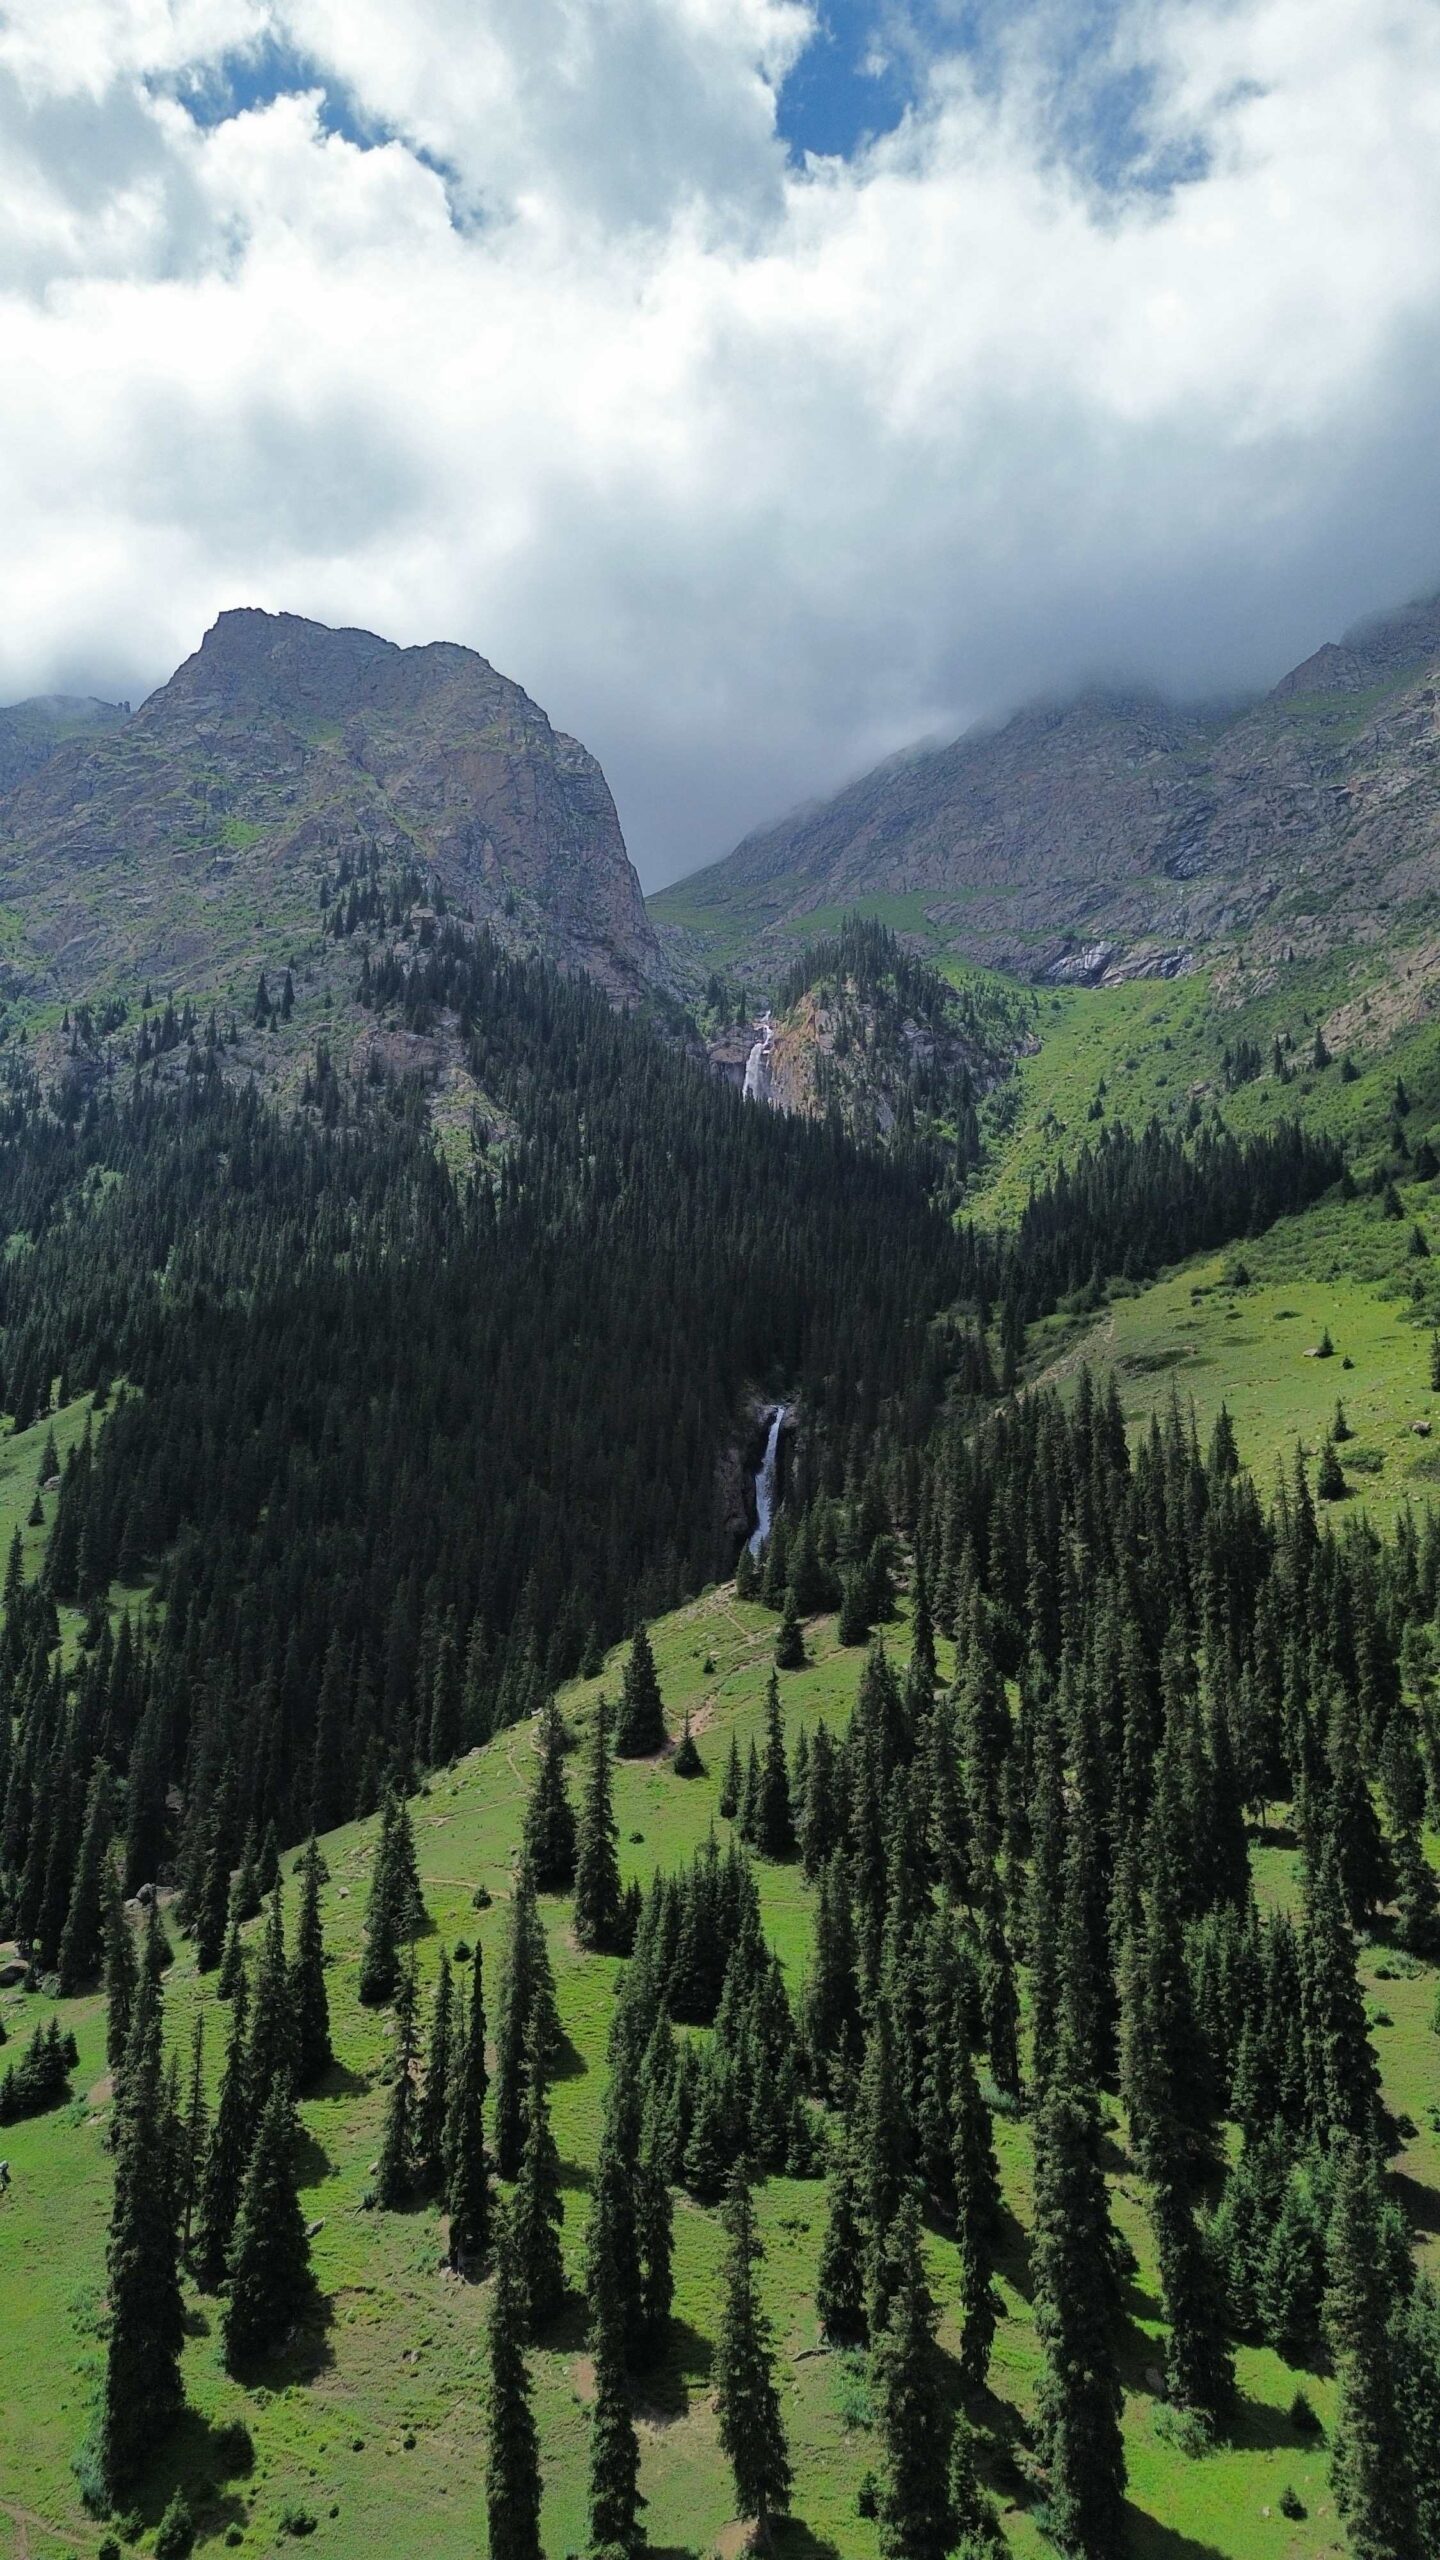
4,592,1440,2560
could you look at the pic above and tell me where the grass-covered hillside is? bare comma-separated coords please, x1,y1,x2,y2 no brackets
927,950,1440,1515
4,1540,1438,2560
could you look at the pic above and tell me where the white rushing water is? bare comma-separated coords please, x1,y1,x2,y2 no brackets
742,1010,774,1102
748,1404,786,1554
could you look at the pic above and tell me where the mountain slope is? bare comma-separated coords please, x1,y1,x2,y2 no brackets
705,915,1036,1210
0,693,124,796
0,609,667,1008
652,589,1440,986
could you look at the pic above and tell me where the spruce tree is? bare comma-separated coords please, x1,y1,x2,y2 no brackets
1150,2174,1234,2428
714,2165,792,2547
1031,2075,1126,2559
949,2413,1003,2555
857,2002,912,2333
101,1860,136,2084
484,2207,543,2560
870,2189,954,2560
99,1958,185,2496
416,1949,455,2191
217,1917,245,2003
574,1700,624,1953
192,1766,237,1973
802,1852,862,2097
1394,2273,1440,2556
445,1943,491,2271
816,2127,869,2346
837,1567,872,1647
289,1836,333,2090
222,2079,314,2372
1256,2165,1326,2355
511,2013,565,2334
586,2128,644,2370
523,1699,576,1890
178,2012,208,2262
952,2036,1002,2393
753,1673,796,1859
672,1707,704,1776
246,1881,295,2113
359,1784,425,2006
493,1865,560,2178
195,1970,254,2290
1325,2139,1420,2560
635,2137,675,2363
375,1954,419,2207
614,1625,667,1757
1302,1840,1381,2146
774,1587,806,1670
57,1760,113,1991
588,2285,643,2554
719,1732,742,1821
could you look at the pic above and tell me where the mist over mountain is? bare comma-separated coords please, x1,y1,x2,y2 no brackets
654,589,1440,987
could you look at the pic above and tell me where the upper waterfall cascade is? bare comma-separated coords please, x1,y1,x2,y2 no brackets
748,1404,786,1555
743,1011,775,1103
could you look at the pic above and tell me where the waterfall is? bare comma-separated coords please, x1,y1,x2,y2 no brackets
748,1404,786,1555
743,1010,775,1103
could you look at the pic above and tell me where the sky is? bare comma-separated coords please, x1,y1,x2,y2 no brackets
2,3,1440,888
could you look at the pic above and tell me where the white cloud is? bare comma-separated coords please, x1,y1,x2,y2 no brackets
0,0,1439,883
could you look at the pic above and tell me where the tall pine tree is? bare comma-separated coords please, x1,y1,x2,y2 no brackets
714,2165,792,2547
574,1698,624,1953
289,1836,333,2089
99,1956,185,2497
614,1626,667,1758
222,2079,314,2372
485,2206,544,2560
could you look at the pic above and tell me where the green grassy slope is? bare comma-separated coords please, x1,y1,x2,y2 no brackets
987,963,1440,1510
966,956,1434,1224
4,1557,1435,2560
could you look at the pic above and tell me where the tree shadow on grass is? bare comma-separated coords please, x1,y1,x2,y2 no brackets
538,2286,590,2354
773,2522,843,2560
969,2387,1036,2507
312,2059,370,2101
634,2315,713,2422
134,2406,253,2543
1392,2166,1440,2237
550,2027,588,2082
993,2201,1033,2303
1227,2391,1328,2455
295,2125,334,2190
1114,2319,1170,2403
1125,2508,1228,2560
240,2293,335,2388
1119,2276,1165,2331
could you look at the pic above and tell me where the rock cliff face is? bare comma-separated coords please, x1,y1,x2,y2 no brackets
654,591,1440,985
0,696,124,798
0,611,666,1005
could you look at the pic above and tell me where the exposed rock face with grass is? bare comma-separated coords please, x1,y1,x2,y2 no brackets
0,695,125,798
653,590,1440,986
0,609,667,1006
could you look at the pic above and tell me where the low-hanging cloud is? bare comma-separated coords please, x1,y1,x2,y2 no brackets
1,0,1439,885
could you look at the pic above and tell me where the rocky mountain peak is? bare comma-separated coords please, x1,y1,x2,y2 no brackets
0,609,668,1010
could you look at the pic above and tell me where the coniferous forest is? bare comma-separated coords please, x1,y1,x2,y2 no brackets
2,918,1439,2560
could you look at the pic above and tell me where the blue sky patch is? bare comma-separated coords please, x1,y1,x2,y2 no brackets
776,1,1210,197
164,35,374,149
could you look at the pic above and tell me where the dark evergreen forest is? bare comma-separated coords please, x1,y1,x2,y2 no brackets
0,928,1347,1974
7,921,1440,2560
